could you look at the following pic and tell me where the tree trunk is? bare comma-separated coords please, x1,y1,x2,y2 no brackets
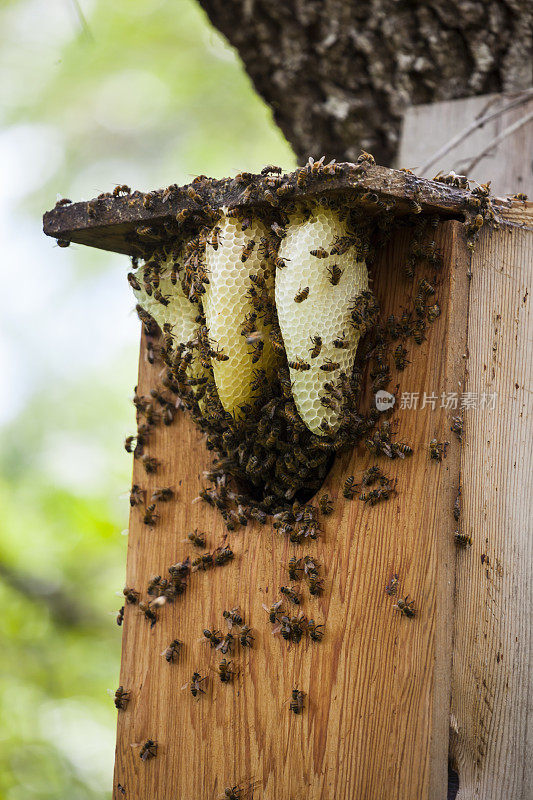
198,0,532,165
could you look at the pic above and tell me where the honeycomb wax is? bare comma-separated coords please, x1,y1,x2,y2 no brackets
203,213,278,417
276,204,369,435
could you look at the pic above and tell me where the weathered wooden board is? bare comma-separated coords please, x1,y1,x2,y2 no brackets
398,92,533,196
450,219,533,799
113,221,469,800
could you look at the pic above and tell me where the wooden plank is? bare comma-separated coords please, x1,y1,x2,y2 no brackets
398,92,533,196
42,162,523,257
112,220,469,800
450,217,533,799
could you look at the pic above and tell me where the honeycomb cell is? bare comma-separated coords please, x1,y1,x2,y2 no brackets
203,213,278,417
132,252,207,389
277,203,368,435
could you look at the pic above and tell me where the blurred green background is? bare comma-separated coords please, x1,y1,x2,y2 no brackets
0,1,294,796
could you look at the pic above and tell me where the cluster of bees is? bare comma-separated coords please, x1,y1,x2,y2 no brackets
384,573,416,618
263,558,326,645
343,465,398,506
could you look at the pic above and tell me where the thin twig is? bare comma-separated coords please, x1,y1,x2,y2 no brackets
460,110,533,174
419,90,533,175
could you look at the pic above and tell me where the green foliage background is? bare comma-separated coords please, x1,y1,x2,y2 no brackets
0,1,294,796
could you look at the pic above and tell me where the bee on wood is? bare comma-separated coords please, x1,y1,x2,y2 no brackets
239,626,254,647
217,658,235,683
361,466,382,485
123,587,139,605
139,601,157,627
280,586,301,605
429,439,448,461
294,286,310,303
360,481,397,506
185,672,207,698
306,619,325,641
427,303,441,323
129,485,145,507
142,504,159,526
394,596,416,618
333,333,349,349
320,360,340,372
187,530,206,548
139,739,157,761
116,606,125,626
385,574,399,596
451,416,463,441
343,475,355,498
327,264,343,285
263,600,283,623
142,455,160,474
318,494,333,515
394,345,409,371
308,574,324,596
454,531,472,547
289,689,305,714
203,628,223,648
162,639,183,662
412,320,426,344
217,633,234,655
151,487,173,502
310,247,329,258
309,335,323,358
213,545,234,566
114,686,130,709
288,557,303,581
124,435,137,454
223,607,243,628
287,359,310,371
391,442,413,459
117,784,126,795
241,240,256,262
302,556,320,577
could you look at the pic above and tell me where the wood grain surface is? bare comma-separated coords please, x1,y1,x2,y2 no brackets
113,221,469,800
450,219,533,799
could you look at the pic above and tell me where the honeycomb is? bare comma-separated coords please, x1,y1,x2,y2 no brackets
203,213,278,417
132,252,208,389
277,204,368,435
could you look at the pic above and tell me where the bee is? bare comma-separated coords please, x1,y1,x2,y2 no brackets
280,585,301,605
139,739,157,761
130,483,146,508
151,487,174,502
203,628,223,648
296,167,308,188
270,221,286,238
320,360,340,372
333,333,349,349
241,240,256,262
235,171,254,184
112,184,131,197
223,607,243,628
412,320,426,344
360,466,382,485
123,587,140,605
117,784,126,795
289,689,305,714
139,601,157,627
385,574,399,596
274,256,289,269
451,416,463,441
185,672,207,698
114,686,130,709
510,192,528,201
310,247,329,258
55,197,72,207
294,286,310,303
124,435,136,454
222,782,260,800
288,557,303,581
162,639,183,662
318,494,333,515
454,531,472,547
208,226,222,250
176,208,191,224
427,303,441,322
357,150,375,164
127,272,141,291
217,658,235,683
261,164,282,175
308,574,324,596
429,439,448,461
241,312,258,337
217,633,234,655
343,475,355,498
116,606,125,626
288,359,310,371
394,596,416,618
213,545,234,566
186,186,205,205
250,339,264,364
192,552,214,571
142,504,159,526
327,264,342,285
309,335,322,358
306,619,324,641
142,455,160,474
239,626,254,647
187,530,206,548
263,600,283,623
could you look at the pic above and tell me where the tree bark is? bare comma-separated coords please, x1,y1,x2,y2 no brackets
197,0,532,165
